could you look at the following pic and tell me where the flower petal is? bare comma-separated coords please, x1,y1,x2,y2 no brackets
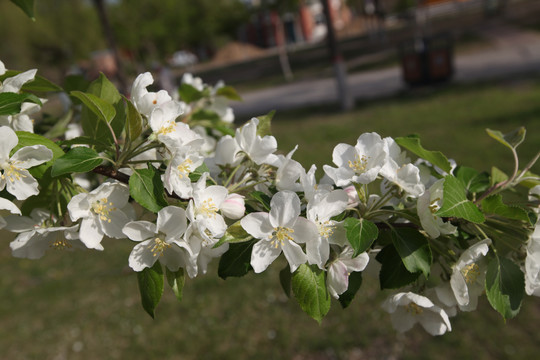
250,240,282,273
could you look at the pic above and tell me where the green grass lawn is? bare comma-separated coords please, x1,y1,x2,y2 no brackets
1,77,540,360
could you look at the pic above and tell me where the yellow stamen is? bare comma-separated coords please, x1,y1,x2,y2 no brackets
200,198,219,218
348,154,369,174
157,122,175,135
91,197,116,223
1,161,27,183
317,221,334,239
270,227,294,248
177,159,194,179
50,234,72,250
406,302,423,315
461,263,481,284
149,237,171,257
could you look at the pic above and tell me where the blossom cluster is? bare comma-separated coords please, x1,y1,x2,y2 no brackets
0,60,538,335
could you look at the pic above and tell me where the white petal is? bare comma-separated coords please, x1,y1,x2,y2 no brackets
282,240,307,273
2,69,36,93
0,126,18,160
79,218,105,250
0,197,21,214
122,221,156,241
241,212,273,239
6,169,39,200
269,191,300,228
67,193,90,221
11,145,53,168
157,206,187,239
250,240,282,273
128,240,158,271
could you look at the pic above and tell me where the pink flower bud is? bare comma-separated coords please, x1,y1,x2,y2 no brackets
344,185,359,207
221,193,245,219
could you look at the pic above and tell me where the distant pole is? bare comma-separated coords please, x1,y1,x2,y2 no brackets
321,0,353,111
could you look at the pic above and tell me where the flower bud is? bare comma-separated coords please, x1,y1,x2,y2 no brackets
344,185,359,207
221,193,245,219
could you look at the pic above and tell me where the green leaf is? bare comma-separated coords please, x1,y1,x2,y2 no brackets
63,74,90,96
255,110,275,137
179,83,204,103
249,191,271,212
9,0,35,20
391,228,432,278
343,217,378,257
191,109,221,123
338,271,363,309
71,91,116,124
137,262,164,319
279,264,292,298
216,85,242,101
129,167,168,213
218,240,256,279
188,163,210,183
124,97,143,143
213,221,253,248
165,267,185,303
485,256,524,320
0,92,42,116
490,166,509,187
376,244,421,290
481,195,530,223
291,264,331,324
14,131,64,179
487,127,526,150
395,135,452,173
454,166,490,194
0,70,63,93
436,175,485,223
51,147,103,177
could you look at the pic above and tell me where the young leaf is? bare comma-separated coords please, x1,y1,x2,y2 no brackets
165,267,185,303
485,256,524,320
344,217,378,257
338,271,363,309
486,127,526,150
279,264,292,298
291,264,331,324
213,221,253,248
391,228,432,279
218,240,256,279
191,109,221,123
481,195,530,223
137,261,164,319
436,175,485,223
0,92,42,116
490,166,508,187
179,83,204,103
249,191,271,212
395,135,452,174
255,110,275,137
9,0,35,20
51,147,103,177
188,163,210,183
454,166,490,194
124,97,143,143
129,167,168,213
71,91,116,124
376,244,421,290
216,85,242,101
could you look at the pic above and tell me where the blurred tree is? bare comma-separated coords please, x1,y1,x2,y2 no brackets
108,0,249,67
0,0,104,80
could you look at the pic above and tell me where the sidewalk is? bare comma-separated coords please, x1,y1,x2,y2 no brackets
231,24,540,119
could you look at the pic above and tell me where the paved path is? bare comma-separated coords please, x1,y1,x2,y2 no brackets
231,25,540,118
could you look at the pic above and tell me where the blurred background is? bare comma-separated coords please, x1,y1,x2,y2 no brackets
1,0,540,359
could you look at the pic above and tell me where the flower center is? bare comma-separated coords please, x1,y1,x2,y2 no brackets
149,237,171,257
271,226,294,248
348,154,369,174
1,161,26,183
177,159,194,179
199,198,219,218
429,197,441,214
317,220,334,239
157,122,175,135
91,197,116,223
406,302,423,315
50,234,72,250
461,263,481,284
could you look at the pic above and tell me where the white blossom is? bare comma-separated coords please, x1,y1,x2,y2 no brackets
67,182,133,250
0,126,53,200
131,72,172,117
382,292,452,336
327,246,369,299
417,178,457,238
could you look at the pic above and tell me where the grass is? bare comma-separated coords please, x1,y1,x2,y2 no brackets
1,77,540,360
